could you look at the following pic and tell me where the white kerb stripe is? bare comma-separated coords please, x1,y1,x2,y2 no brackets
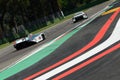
34,18,120,80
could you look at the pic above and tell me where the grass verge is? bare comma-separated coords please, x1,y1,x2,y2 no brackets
0,43,10,49
31,14,73,34
0,14,74,49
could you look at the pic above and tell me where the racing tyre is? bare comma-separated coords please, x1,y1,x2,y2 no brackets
41,34,45,40
83,14,88,19
14,46,21,50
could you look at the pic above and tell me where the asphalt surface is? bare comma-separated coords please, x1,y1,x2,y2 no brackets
0,0,118,80
0,0,113,71
4,0,120,80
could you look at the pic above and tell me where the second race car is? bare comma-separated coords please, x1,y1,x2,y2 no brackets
72,11,88,23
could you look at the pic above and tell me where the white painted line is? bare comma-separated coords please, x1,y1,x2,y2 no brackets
0,40,55,72
34,18,120,80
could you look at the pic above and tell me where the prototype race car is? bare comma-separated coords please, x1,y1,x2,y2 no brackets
72,11,88,23
13,33,45,50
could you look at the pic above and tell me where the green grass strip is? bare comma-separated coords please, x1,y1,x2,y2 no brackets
0,26,82,80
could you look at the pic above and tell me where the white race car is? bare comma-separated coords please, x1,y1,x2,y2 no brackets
13,33,45,50
72,11,88,23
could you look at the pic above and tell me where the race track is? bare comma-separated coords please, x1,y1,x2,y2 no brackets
1,0,120,80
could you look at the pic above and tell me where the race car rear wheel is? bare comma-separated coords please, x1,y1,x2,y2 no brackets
14,45,22,50
72,18,76,23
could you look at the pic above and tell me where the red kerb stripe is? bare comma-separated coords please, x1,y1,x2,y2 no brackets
24,8,120,80
52,43,120,80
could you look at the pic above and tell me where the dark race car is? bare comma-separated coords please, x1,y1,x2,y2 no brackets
72,11,88,23
13,33,45,50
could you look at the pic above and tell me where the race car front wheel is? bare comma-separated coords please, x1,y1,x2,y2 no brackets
83,14,88,19
41,34,46,40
